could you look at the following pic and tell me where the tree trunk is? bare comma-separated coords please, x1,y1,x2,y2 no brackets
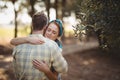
14,5,18,38
55,0,58,18
29,0,36,34
45,0,50,20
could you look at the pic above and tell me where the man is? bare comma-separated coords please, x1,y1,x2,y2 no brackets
12,11,68,80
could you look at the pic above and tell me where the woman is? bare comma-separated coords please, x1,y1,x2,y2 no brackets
10,19,63,80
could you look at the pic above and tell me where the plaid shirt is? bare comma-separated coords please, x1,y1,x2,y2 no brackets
12,34,68,80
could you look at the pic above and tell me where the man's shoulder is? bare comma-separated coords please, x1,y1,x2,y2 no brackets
14,43,29,49
45,38,60,50
45,38,57,46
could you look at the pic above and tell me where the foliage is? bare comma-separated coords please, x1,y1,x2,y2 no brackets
74,0,120,52
73,23,86,41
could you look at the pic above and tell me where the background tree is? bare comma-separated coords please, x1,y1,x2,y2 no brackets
74,0,120,53
11,0,18,38
10,0,30,37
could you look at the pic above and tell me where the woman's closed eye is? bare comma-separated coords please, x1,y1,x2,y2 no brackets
47,28,51,32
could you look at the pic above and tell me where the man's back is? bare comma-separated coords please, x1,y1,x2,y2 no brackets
12,34,67,80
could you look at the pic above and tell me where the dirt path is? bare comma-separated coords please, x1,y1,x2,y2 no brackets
62,48,120,80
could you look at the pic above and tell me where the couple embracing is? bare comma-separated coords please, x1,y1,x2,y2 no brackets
11,11,68,80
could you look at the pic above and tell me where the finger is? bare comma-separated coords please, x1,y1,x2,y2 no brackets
32,60,41,66
32,61,41,69
38,40,45,44
33,59,44,65
33,59,41,63
42,60,47,64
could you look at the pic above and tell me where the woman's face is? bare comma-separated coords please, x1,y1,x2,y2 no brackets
45,23,59,41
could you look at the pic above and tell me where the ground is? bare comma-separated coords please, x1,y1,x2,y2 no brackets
62,48,120,80
0,43,120,80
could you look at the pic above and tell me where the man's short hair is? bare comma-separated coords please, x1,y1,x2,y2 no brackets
32,11,48,30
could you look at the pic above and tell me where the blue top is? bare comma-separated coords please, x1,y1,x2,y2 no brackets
55,39,63,49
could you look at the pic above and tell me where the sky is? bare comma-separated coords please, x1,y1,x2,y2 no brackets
0,1,32,25
0,2,14,24
0,1,56,25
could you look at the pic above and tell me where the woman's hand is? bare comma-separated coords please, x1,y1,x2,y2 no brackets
32,59,50,73
32,59,59,80
27,37,45,45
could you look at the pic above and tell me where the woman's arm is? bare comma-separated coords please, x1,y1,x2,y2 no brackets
32,59,58,80
10,37,44,46
10,37,29,45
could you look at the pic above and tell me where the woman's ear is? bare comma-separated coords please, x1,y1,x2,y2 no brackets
43,25,47,30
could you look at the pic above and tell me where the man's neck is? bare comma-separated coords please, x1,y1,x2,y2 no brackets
32,30,43,35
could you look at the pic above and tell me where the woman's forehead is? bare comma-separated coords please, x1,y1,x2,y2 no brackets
48,23,59,30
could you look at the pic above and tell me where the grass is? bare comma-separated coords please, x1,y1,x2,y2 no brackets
0,28,14,38
0,26,31,45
